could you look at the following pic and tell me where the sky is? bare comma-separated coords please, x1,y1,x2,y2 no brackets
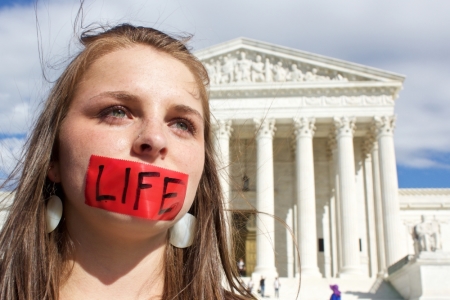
0,0,449,188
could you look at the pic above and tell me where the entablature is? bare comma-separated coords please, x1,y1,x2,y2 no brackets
399,189,450,210
209,82,402,99
213,118,376,139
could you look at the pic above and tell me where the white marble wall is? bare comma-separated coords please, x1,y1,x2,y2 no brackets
273,138,296,277
354,138,371,277
225,134,448,280
314,138,331,278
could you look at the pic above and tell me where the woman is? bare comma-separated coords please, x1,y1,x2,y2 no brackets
329,284,341,300
0,24,253,300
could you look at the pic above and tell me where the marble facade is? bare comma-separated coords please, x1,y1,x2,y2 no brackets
195,38,450,289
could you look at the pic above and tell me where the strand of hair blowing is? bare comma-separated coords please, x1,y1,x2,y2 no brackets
162,134,251,300
0,76,74,299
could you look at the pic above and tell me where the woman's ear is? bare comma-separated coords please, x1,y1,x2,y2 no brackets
48,161,61,183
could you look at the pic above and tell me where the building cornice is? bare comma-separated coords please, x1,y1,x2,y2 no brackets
209,82,402,99
399,188,450,210
399,188,450,196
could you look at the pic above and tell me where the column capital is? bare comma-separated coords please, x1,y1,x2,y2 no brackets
293,117,316,139
334,116,356,138
362,132,375,158
254,118,276,139
374,115,396,138
368,124,380,151
327,130,337,158
213,119,233,138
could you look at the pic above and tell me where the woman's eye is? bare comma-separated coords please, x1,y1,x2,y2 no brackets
172,119,196,135
175,121,189,131
109,109,127,118
97,106,131,124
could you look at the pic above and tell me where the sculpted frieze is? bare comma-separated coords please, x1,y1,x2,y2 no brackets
365,96,381,105
344,98,363,105
305,98,321,106
324,98,341,106
202,50,359,85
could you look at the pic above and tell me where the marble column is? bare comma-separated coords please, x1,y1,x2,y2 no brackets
370,137,387,276
213,120,233,252
328,135,339,277
293,204,299,277
214,120,233,208
323,205,332,278
374,116,403,267
286,208,294,278
293,117,321,278
362,138,378,278
334,116,361,277
253,118,278,277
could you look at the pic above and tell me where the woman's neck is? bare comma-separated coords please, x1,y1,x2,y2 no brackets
59,215,167,300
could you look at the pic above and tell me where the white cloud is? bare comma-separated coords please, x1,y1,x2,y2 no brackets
0,0,449,170
0,137,26,177
0,101,32,134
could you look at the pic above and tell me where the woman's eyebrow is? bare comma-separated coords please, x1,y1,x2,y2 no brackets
173,104,203,120
89,91,139,102
87,92,203,120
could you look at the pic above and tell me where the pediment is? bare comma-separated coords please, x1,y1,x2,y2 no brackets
195,38,404,91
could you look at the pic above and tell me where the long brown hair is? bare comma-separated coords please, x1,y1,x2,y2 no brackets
0,24,253,300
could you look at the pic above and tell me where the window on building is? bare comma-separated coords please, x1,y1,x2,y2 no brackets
242,175,250,191
318,238,324,252
359,239,362,252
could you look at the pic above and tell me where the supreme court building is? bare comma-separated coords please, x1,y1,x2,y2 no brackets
196,38,450,297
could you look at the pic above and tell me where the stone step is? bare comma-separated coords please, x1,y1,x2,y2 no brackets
238,277,403,300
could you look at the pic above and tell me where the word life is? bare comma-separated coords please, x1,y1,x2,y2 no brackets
85,155,188,221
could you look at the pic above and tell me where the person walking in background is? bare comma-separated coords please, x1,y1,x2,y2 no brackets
247,278,254,294
274,277,281,298
237,257,246,276
259,276,266,297
330,284,341,300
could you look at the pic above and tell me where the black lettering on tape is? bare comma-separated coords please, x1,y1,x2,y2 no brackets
96,165,116,201
121,168,131,204
159,177,184,215
134,172,160,210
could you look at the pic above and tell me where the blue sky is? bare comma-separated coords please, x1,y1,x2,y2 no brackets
0,0,450,188
0,0,31,6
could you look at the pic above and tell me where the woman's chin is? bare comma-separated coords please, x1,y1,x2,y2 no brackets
68,207,174,242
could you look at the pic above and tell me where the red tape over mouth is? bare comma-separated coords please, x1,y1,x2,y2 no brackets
85,155,188,221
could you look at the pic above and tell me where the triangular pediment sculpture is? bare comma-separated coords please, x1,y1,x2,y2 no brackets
195,38,404,87
200,49,355,85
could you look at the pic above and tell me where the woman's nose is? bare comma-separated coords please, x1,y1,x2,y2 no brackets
133,120,168,160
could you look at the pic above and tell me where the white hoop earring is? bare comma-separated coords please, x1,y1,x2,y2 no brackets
46,195,63,233
169,213,196,248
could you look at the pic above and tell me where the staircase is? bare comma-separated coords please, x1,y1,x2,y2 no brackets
239,277,403,300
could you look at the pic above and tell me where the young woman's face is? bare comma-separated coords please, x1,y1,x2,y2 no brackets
51,45,205,239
